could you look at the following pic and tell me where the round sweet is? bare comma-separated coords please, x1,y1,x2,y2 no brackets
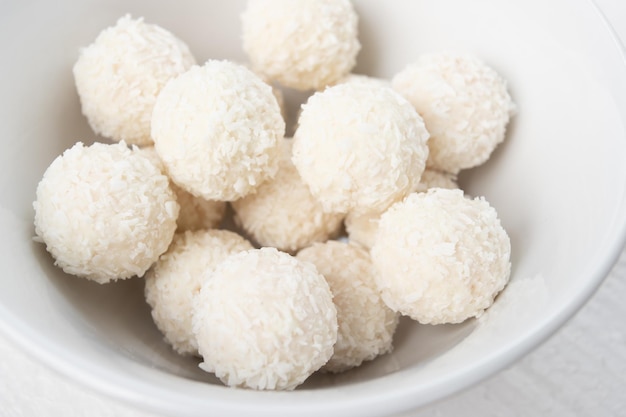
136,147,226,231
392,52,516,174
296,241,399,373
232,139,344,253
292,83,430,214
346,169,458,249
241,0,360,90
33,141,179,284
144,230,253,355
151,60,285,201
193,247,337,390
73,15,196,146
371,188,511,324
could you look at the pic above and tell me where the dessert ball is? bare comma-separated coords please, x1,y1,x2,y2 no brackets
151,60,285,201
297,241,399,373
371,188,511,324
33,141,179,283
136,146,226,232
144,230,253,355
392,52,516,173
346,169,458,249
73,15,196,146
292,83,430,214
232,139,344,252
242,0,360,90
193,247,337,390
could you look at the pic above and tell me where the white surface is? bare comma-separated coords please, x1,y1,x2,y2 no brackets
1,0,626,416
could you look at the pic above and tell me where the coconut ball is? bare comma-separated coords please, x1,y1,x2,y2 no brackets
242,0,361,90
346,169,458,249
371,188,511,324
296,241,399,373
292,83,430,214
33,141,179,284
137,146,226,231
193,247,337,390
144,230,253,355
151,60,285,201
73,15,196,146
392,52,516,174
232,139,344,253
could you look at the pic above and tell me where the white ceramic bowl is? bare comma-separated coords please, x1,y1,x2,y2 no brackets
1,1,626,416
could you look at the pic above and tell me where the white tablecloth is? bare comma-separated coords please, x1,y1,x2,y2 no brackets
2,1,625,416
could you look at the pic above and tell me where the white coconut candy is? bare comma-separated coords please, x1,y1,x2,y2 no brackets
392,52,516,174
151,60,285,201
297,241,399,373
73,15,196,146
232,139,344,253
193,247,337,390
242,0,361,90
33,141,179,283
371,188,511,324
292,83,430,214
145,230,253,355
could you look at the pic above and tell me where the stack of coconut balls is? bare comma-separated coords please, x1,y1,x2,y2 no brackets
33,0,515,391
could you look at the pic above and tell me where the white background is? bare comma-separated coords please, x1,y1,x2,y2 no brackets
1,1,625,416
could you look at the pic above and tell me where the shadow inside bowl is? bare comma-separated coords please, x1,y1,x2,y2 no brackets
32,239,219,384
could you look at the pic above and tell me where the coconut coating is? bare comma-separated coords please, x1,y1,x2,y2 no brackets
242,0,360,90
193,247,337,390
346,169,458,249
331,74,391,89
232,139,344,253
137,147,226,231
292,83,430,214
371,188,511,324
144,230,253,355
151,60,285,201
296,241,399,373
73,15,196,146
392,52,516,174
250,67,287,121
33,142,179,283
